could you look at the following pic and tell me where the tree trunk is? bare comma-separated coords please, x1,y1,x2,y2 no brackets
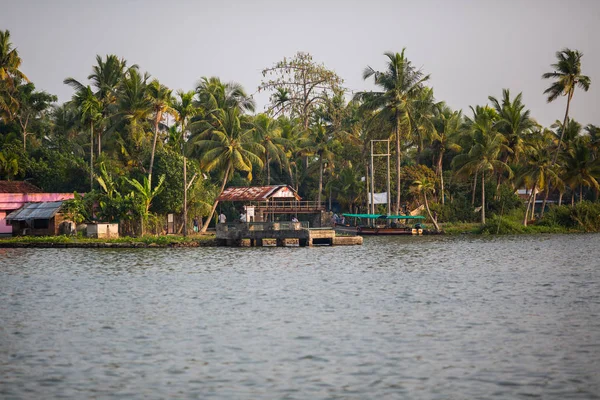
266,149,271,185
148,111,161,183
472,170,478,206
437,151,445,205
541,186,550,218
559,192,563,206
580,185,583,204
552,88,573,165
90,121,94,191
98,129,101,157
395,113,402,214
423,192,440,232
183,155,187,237
201,164,231,233
481,172,485,224
317,156,323,205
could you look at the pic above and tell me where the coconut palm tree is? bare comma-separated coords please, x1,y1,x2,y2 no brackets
562,140,600,205
489,89,535,165
253,113,289,185
0,30,28,88
431,104,462,204
64,54,134,155
172,90,200,236
357,49,430,213
147,79,173,183
412,175,440,232
194,107,263,232
71,85,102,189
453,106,512,224
542,48,591,164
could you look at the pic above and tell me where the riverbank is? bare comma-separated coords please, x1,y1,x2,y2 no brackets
0,234,217,248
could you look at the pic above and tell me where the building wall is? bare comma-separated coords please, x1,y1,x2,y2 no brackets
0,193,74,236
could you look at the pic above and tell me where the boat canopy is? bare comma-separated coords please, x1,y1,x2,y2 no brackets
342,213,425,220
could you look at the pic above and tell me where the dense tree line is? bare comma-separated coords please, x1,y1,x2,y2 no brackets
1,29,597,235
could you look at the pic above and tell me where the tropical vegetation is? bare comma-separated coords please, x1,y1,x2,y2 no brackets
1,30,598,235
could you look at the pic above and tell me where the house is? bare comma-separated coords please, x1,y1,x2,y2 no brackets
5,201,70,236
217,185,326,226
0,181,75,237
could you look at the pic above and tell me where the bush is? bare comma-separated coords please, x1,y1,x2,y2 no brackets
479,215,525,234
539,202,600,232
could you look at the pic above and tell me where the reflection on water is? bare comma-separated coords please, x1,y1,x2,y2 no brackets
1,234,599,399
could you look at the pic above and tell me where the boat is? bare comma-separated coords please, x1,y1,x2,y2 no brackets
336,213,439,236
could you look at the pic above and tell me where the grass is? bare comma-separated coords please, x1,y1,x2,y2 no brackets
0,233,216,246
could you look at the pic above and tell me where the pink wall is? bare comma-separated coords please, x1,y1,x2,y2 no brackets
0,193,75,235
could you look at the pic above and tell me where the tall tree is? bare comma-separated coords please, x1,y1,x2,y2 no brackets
0,30,29,122
172,90,200,236
542,48,591,164
12,80,57,150
64,54,134,155
358,49,430,213
453,106,512,224
253,114,289,185
147,79,173,183
259,52,343,131
431,104,462,204
71,85,102,189
194,107,263,232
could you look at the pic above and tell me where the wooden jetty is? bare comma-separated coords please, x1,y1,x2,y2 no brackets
216,221,362,247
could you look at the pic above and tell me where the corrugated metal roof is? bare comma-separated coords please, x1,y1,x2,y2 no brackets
0,181,43,193
5,201,64,221
218,185,301,202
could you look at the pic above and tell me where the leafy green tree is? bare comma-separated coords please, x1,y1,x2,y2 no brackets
562,140,600,205
172,90,200,236
253,113,289,185
453,106,512,224
194,107,263,232
12,80,56,150
123,174,166,236
0,30,29,121
412,175,440,231
542,48,591,164
431,104,462,204
71,85,102,189
147,79,173,183
358,49,430,213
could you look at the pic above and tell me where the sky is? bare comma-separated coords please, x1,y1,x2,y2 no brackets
2,0,599,128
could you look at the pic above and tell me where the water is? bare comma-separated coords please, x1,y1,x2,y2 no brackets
1,234,599,399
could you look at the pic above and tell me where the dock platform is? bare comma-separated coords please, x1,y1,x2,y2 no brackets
215,222,362,247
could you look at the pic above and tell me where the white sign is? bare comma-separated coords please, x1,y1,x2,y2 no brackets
367,192,388,205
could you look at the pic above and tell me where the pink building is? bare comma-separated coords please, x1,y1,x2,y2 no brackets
0,181,75,236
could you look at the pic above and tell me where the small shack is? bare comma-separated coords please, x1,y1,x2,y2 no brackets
5,201,68,236
0,181,75,237
218,185,326,226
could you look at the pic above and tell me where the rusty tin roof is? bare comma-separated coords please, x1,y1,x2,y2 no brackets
0,181,43,193
218,185,301,202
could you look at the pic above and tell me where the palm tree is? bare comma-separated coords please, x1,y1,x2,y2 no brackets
64,54,134,155
0,30,29,122
562,140,600,205
357,49,430,213
194,107,263,232
71,86,102,189
147,79,173,183
0,30,28,88
453,106,512,224
412,175,440,232
196,76,255,116
542,48,591,164
489,89,535,165
253,113,289,185
116,69,152,163
172,90,200,236
431,104,462,204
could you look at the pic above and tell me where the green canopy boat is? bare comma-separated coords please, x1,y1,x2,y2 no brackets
337,213,432,236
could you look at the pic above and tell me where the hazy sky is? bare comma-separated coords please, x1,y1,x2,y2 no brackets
2,0,599,127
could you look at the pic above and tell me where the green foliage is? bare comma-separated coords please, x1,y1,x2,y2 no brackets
479,214,526,234
62,192,88,224
26,148,89,192
539,202,600,232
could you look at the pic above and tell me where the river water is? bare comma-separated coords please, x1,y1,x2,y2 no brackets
1,234,599,399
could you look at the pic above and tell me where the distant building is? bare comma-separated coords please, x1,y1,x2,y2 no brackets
0,181,75,237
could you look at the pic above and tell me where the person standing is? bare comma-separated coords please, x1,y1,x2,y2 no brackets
193,217,199,232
